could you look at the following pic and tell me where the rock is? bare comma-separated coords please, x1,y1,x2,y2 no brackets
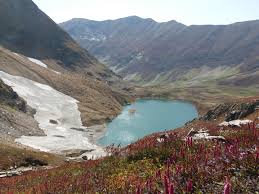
225,110,241,121
190,129,226,142
156,138,164,143
157,133,170,143
219,119,252,127
187,129,199,137
159,133,169,139
83,149,95,153
122,87,131,92
70,127,85,132
203,136,226,142
82,156,88,160
53,135,65,138
49,119,58,124
0,170,22,178
0,167,34,178
21,157,48,167
65,149,95,157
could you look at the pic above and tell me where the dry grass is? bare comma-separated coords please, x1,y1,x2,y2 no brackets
0,143,64,170
136,84,259,115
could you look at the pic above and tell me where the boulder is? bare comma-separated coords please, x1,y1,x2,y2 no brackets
82,156,88,160
187,129,199,137
188,129,226,143
219,119,252,127
49,119,58,124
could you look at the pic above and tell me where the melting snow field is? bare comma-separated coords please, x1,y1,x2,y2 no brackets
0,71,106,158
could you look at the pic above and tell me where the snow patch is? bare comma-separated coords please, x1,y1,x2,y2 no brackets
28,57,48,68
12,52,61,75
111,65,126,74
13,52,20,57
28,57,61,74
136,53,144,60
0,71,106,158
79,34,107,42
123,73,141,81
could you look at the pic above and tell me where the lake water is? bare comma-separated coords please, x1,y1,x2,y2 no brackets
98,99,198,146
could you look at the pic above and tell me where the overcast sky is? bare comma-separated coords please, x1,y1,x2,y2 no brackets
32,0,259,25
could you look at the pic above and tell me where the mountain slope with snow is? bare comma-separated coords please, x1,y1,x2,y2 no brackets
0,0,132,126
0,71,105,158
61,17,259,87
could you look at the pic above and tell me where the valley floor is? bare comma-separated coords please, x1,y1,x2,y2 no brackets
136,84,259,115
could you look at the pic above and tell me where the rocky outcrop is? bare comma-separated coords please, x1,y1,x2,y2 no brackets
0,79,26,112
201,99,259,121
0,79,44,140
187,128,226,142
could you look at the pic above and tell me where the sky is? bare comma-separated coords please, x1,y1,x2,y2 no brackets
32,0,259,25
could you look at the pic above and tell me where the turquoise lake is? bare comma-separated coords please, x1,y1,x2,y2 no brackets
98,99,198,146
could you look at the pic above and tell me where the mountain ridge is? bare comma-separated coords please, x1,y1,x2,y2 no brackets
63,16,259,26
0,0,113,78
61,16,259,87
0,0,133,128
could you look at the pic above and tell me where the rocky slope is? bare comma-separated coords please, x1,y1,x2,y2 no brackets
0,0,106,77
201,98,259,121
0,79,26,112
61,16,259,87
0,47,132,125
0,0,133,127
0,79,43,142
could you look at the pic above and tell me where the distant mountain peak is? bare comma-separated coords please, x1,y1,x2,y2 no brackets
64,16,183,25
61,16,259,87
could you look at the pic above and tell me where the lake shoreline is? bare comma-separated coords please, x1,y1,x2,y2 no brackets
98,99,198,147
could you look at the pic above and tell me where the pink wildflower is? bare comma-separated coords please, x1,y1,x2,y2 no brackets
223,177,232,194
186,179,193,193
164,175,170,194
169,183,174,194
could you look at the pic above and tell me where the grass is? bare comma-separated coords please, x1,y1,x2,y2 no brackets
0,143,64,171
0,118,258,193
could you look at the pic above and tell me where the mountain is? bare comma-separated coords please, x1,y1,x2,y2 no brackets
0,0,119,79
0,0,135,164
0,0,132,135
61,16,259,87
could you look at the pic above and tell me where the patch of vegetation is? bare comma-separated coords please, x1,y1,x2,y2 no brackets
0,120,258,193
